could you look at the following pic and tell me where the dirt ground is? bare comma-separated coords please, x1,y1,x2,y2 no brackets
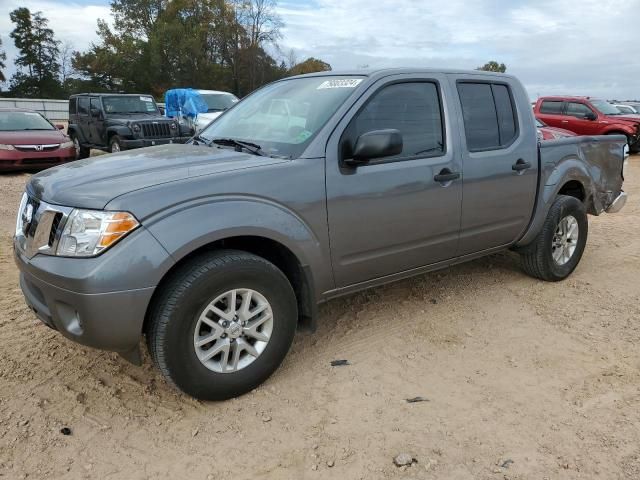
0,156,639,480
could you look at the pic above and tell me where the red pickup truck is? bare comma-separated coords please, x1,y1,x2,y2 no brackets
534,96,640,152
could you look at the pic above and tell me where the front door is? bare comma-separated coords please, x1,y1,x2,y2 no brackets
452,77,539,255
326,75,462,287
563,102,601,135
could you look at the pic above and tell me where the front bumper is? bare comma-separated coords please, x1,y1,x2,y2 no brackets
0,147,76,171
121,136,190,149
13,226,175,362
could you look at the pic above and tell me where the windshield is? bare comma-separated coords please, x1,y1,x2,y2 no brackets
0,111,54,131
103,96,159,114
201,93,239,112
590,99,622,115
199,76,365,158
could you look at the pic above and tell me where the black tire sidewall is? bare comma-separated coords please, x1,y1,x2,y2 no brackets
159,256,297,400
542,196,588,280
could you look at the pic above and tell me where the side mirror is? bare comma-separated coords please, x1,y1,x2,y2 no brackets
584,112,597,121
346,129,403,166
90,108,102,119
55,124,65,130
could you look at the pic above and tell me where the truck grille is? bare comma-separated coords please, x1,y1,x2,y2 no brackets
140,122,172,138
15,194,73,259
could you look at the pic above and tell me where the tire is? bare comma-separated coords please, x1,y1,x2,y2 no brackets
71,134,90,159
146,250,298,401
109,135,123,153
519,195,588,281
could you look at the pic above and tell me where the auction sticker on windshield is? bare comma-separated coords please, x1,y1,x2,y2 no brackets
317,79,363,89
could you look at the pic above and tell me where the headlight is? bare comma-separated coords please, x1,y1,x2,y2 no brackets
0,144,15,151
57,209,139,257
170,122,177,130
60,140,74,149
132,123,141,133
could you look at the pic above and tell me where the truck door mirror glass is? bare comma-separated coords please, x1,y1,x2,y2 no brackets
345,129,403,165
90,108,102,119
584,112,597,121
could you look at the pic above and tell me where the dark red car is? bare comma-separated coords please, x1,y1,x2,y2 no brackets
536,119,576,140
534,96,640,152
0,108,76,172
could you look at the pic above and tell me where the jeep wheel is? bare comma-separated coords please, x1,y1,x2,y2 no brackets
71,134,90,159
146,250,298,401
110,135,123,153
519,195,588,281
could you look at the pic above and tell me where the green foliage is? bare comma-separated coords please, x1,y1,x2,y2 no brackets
73,0,301,98
9,8,63,97
476,61,507,73
0,37,6,83
287,57,332,76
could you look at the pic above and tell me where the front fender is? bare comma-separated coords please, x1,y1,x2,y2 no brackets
106,125,133,138
142,197,333,298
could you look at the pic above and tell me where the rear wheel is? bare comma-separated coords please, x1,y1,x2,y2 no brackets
146,250,298,401
519,195,588,281
71,134,90,159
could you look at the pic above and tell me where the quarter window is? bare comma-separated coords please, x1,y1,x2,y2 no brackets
345,82,445,161
539,100,563,114
457,82,518,151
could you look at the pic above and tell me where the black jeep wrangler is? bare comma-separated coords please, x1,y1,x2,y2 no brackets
68,93,189,158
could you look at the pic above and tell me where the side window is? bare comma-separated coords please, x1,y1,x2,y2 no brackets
69,98,77,115
77,97,89,116
344,82,444,161
540,100,563,114
566,102,593,118
90,97,101,113
457,82,518,151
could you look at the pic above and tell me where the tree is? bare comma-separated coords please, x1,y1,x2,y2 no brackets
9,8,62,97
476,61,506,73
74,0,298,97
0,37,7,83
288,57,332,76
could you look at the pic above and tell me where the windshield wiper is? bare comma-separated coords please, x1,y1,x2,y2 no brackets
192,134,212,146
211,138,264,156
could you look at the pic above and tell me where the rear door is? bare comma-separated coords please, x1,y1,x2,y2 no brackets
326,74,462,287
537,99,565,128
76,97,91,143
451,76,538,256
563,102,601,135
88,97,104,145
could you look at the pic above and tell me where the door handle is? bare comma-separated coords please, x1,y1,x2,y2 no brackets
434,168,460,184
512,159,532,172
561,120,569,123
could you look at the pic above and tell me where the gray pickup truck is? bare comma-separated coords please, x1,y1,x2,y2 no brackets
14,69,627,400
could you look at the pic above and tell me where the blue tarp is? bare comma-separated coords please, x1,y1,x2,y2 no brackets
164,88,208,118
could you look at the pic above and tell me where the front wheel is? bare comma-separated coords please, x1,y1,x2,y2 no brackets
146,250,298,401
109,135,123,153
519,195,588,281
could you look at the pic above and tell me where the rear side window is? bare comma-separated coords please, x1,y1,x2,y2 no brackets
457,82,518,151
69,97,77,115
345,81,445,160
77,97,89,116
540,100,563,114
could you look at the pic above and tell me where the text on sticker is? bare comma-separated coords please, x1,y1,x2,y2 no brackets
317,79,363,90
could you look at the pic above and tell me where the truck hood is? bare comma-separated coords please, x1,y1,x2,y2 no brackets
605,114,640,125
107,114,170,124
28,144,287,210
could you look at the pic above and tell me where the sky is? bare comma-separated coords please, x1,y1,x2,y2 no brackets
1,0,639,100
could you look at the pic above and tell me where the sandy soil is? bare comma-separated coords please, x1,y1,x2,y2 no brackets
0,157,639,480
